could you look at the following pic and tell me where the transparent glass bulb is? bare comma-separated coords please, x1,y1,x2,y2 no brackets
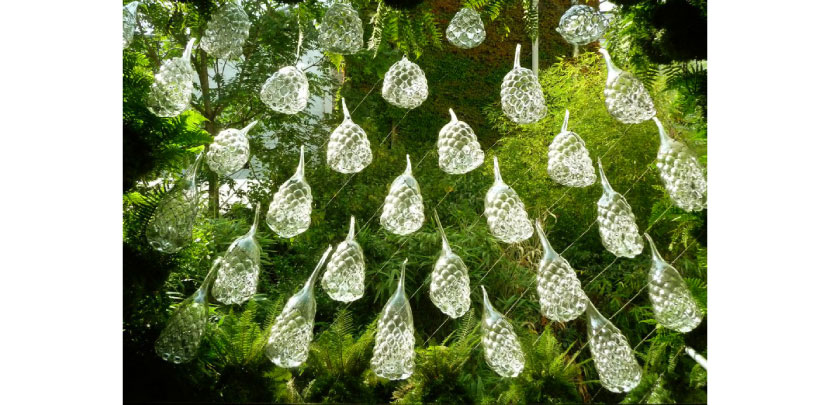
212,204,262,305
260,65,309,115
319,2,364,55
547,109,596,187
382,56,428,109
123,2,140,49
206,121,258,176
429,210,471,318
322,216,366,302
480,286,525,377
555,5,607,46
327,98,373,173
501,44,547,124
446,7,486,49
485,156,533,243
371,259,416,380
653,118,707,212
598,48,655,124
201,1,251,60
146,152,203,253
645,234,703,333
585,300,642,393
596,158,643,258
147,38,195,118
267,146,312,238
534,219,588,322
437,108,484,175
380,155,425,235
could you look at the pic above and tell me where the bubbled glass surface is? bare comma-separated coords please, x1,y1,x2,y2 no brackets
123,2,139,49
501,44,547,124
586,301,642,393
645,234,702,333
147,39,195,118
446,7,486,49
322,217,366,302
319,3,364,55
260,66,309,115
382,56,428,109
429,213,471,318
267,147,312,238
485,157,533,243
534,220,588,322
371,260,415,380
480,287,525,378
206,121,257,177
146,153,202,253
555,5,607,46
599,48,655,124
437,109,484,174
212,205,262,305
547,110,596,187
654,118,707,212
327,98,372,173
380,155,425,235
596,160,643,258
201,2,251,60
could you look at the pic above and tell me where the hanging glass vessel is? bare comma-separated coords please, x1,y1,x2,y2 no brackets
211,203,262,305
596,158,643,258
146,152,204,253
260,65,309,115
534,219,588,322
429,210,471,318
485,156,533,243
155,258,220,364
555,4,607,46
598,47,655,124
206,121,258,177
266,146,312,238
382,56,428,109
501,44,547,125
644,233,703,333
653,117,707,212
446,7,486,49
319,1,364,55
480,286,525,377
380,155,425,235
201,1,252,60
547,109,596,187
585,300,642,393
371,259,416,380
123,1,140,49
266,246,333,368
321,216,366,302
327,98,373,173
437,108,484,175
147,38,196,118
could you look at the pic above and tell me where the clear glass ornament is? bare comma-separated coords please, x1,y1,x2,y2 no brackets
123,1,140,49
267,146,312,238
555,4,607,46
598,48,656,124
201,1,252,60
480,286,525,377
501,44,547,125
596,158,643,258
429,210,471,318
260,65,309,115
212,203,262,305
382,56,428,109
327,98,373,173
146,152,203,253
437,108,484,175
547,109,596,187
319,2,364,55
147,38,196,118
644,233,703,333
321,216,366,302
534,219,588,322
266,246,333,368
653,118,707,212
485,156,533,243
446,7,486,49
585,300,642,393
371,259,416,380
206,121,258,177
380,155,425,235
155,257,220,364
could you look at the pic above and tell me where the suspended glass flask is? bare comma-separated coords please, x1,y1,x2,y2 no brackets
598,48,655,124
201,1,251,60
319,2,364,55
155,258,220,364
547,109,596,187
206,121,258,177
585,300,642,393
555,4,607,46
212,204,262,305
480,286,525,377
644,234,703,333
501,44,547,125
327,98,373,173
147,38,196,118
596,158,643,258
429,210,471,318
146,152,204,253
446,7,486,49
260,65,309,115
380,155,425,235
485,157,533,243
437,108,484,175
381,56,428,109
371,259,416,380
122,1,140,49
653,118,707,212
267,146,312,238
321,216,366,303
266,246,333,368
534,219,588,322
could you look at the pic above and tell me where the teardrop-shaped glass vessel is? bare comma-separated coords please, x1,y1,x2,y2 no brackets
327,98,373,173
555,4,607,46
206,120,258,177
267,146,312,238
146,151,204,253
585,300,642,393
201,1,252,60
644,234,703,333
319,2,364,55
547,109,596,187
598,48,655,124
500,44,547,124
123,1,140,49
446,7,486,49
266,245,333,368
429,210,472,318
437,108,485,175
653,117,707,212
212,203,263,305
596,158,643,258
147,38,196,118
535,219,588,322
371,259,416,380
321,216,366,302
260,65,309,115
480,286,525,377
382,56,429,109
380,155,425,235
484,156,533,243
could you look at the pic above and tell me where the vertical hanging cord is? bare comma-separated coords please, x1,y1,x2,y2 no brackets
294,12,304,65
